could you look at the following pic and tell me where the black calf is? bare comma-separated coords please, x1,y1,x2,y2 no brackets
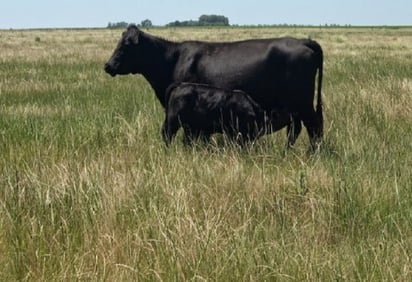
162,83,291,146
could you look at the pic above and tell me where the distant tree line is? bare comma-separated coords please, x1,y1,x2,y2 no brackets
166,15,229,27
107,19,153,29
107,16,354,29
107,15,229,28
107,21,129,29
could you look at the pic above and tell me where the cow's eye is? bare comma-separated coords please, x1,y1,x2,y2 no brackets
122,37,133,47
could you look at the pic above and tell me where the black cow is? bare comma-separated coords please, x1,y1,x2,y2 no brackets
104,25,323,149
162,82,291,146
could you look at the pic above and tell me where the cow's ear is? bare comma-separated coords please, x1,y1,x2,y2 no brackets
126,25,140,45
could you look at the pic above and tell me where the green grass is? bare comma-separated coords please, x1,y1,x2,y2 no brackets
0,27,412,280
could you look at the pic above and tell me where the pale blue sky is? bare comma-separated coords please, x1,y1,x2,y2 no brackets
1,0,411,29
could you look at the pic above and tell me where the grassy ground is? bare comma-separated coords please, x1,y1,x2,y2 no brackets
0,27,411,280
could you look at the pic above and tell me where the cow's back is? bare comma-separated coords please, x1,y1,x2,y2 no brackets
173,38,319,109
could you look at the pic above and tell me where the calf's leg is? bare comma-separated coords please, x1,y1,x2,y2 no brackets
161,114,180,146
182,127,212,146
286,117,302,148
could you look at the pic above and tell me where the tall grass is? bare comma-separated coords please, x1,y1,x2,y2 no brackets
0,27,411,280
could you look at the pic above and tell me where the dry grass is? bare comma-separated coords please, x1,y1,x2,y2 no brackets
0,26,411,281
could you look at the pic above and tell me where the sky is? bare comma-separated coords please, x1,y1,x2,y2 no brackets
0,0,411,29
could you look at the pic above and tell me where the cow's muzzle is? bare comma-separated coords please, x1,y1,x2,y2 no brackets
104,63,117,77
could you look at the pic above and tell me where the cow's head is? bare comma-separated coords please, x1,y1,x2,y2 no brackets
104,25,143,76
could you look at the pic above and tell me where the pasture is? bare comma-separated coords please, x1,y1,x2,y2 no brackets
0,26,411,280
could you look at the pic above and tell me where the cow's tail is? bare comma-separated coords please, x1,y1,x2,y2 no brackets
316,43,323,135
307,40,324,137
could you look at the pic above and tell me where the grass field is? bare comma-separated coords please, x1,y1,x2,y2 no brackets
1,26,412,280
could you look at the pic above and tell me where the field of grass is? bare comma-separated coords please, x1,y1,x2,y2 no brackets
0,26,411,280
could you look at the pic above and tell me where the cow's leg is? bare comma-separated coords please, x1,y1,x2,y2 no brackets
301,110,323,151
182,126,198,146
286,116,302,148
199,131,211,143
183,128,213,146
161,115,180,146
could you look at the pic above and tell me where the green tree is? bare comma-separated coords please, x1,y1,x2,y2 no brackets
167,14,230,27
198,15,229,26
140,19,153,28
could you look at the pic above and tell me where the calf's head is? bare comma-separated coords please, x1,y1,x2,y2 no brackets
104,25,143,76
